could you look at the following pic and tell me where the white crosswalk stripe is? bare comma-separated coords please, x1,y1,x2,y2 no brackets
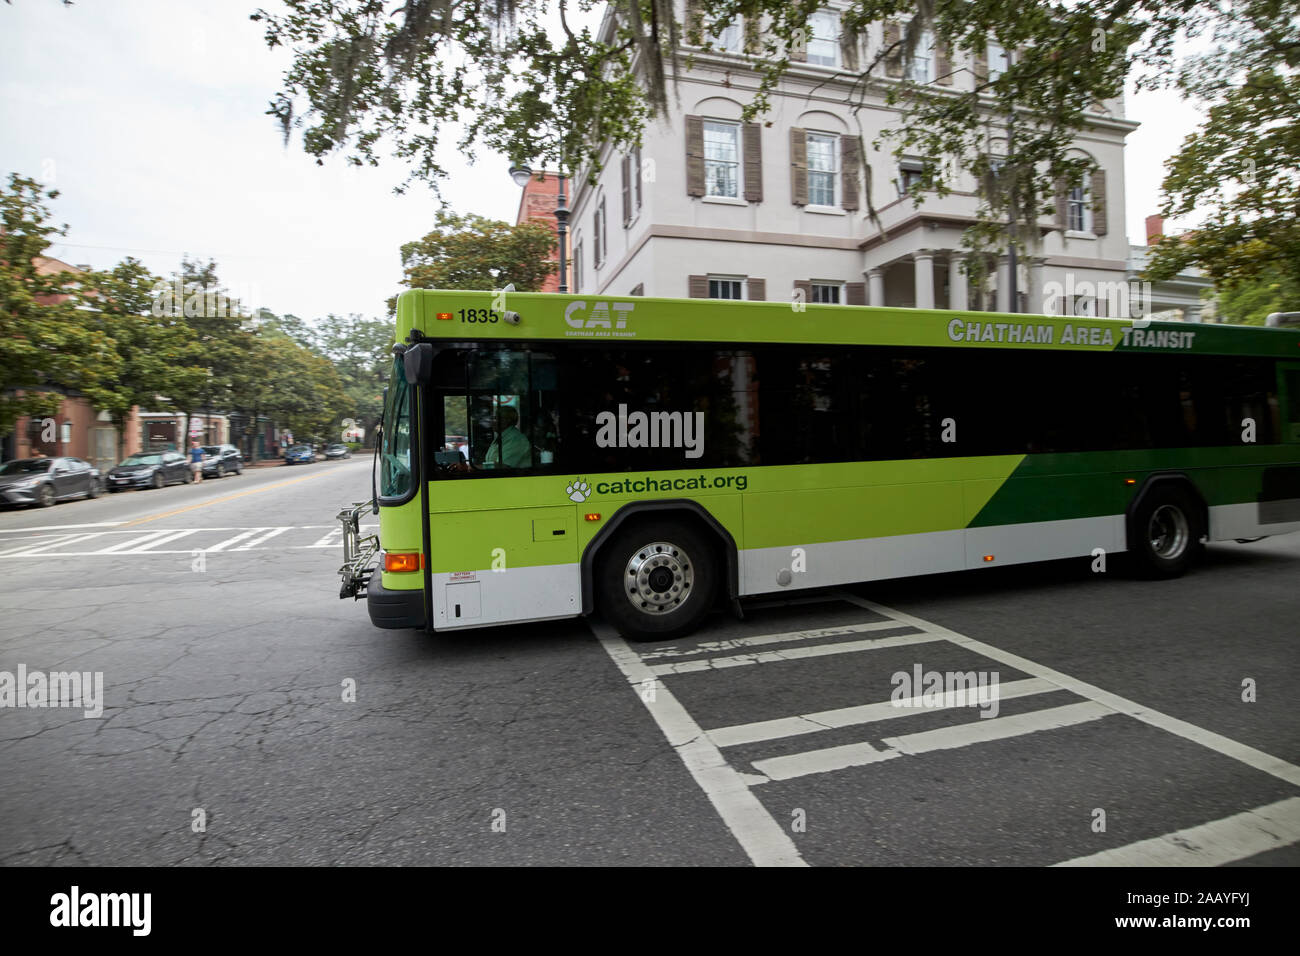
591,592,1300,867
229,527,290,550
1054,797,1300,867
0,524,377,557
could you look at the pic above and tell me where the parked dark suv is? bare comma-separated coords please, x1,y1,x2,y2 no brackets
201,444,243,478
0,457,103,507
107,451,191,490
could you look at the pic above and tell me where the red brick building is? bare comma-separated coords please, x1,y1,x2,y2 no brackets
514,171,571,293
2,255,143,470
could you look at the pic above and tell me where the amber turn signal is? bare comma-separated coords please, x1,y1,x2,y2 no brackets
384,552,423,572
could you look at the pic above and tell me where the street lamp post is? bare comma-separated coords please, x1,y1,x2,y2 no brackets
510,165,569,293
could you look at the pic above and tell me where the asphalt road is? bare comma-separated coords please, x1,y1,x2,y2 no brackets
1,457,1297,866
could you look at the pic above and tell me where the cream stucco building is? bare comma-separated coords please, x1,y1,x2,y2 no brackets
565,3,1201,320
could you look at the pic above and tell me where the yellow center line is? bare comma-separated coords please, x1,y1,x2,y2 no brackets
120,471,336,527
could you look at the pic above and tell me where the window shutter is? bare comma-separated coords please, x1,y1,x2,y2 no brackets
1090,169,1108,235
845,281,866,305
1054,179,1067,229
621,155,632,226
743,123,763,202
840,29,859,71
974,42,988,84
793,280,812,304
743,15,760,54
686,115,705,197
936,42,952,85
748,277,766,301
688,275,709,298
633,145,643,210
840,135,861,211
883,22,902,78
790,127,808,206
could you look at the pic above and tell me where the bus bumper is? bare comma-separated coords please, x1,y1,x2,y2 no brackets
366,575,426,630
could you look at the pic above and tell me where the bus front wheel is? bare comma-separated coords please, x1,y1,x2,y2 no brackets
598,520,717,641
1129,486,1203,578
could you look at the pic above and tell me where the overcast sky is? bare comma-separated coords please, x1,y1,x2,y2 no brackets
1,1,1205,324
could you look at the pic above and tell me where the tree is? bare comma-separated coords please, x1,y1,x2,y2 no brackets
1145,0,1300,288
395,210,557,302
1209,265,1300,326
315,312,391,447
80,257,208,460
0,173,120,439
252,1,1192,266
157,257,251,443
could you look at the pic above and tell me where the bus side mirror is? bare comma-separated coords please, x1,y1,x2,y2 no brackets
404,343,434,385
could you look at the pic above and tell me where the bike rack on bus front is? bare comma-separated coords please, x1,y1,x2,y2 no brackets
337,500,380,599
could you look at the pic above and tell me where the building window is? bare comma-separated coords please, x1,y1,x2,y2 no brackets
709,277,745,299
1067,184,1091,232
806,132,839,206
712,19,742,52
811,282,842,304
907,30,934,83
807,11,839,67
703,120,741,198
60,422,72,445
594,198,607,265
898,162,925,196
987,42,1009,80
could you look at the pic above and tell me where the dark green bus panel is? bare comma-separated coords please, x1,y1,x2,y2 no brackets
1281,363,1300,444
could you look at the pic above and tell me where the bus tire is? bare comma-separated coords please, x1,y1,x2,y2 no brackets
597,519,717,641
1128,485,1203,579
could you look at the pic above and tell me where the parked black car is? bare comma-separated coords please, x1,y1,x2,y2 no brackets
201,444,244,478
323,443,352,460
106,451,192,491
0,457,102,507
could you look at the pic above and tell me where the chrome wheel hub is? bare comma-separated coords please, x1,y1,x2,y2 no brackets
624,541,693,615
1148,505,1189,560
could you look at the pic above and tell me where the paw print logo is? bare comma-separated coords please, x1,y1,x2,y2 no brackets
566,478,591,503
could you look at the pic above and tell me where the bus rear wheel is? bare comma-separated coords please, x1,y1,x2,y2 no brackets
598,520,717,641
1129,486,1203,578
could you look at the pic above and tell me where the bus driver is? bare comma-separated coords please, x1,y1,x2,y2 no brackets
482,406,532,469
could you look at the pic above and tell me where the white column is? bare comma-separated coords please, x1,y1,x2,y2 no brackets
995,254,1011,313
1183,302,1202,323
948,255,967,311
914,250,935,310
1028,258,1046,315
867,268,884,306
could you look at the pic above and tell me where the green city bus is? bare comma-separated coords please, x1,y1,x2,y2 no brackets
337,289,1300,641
